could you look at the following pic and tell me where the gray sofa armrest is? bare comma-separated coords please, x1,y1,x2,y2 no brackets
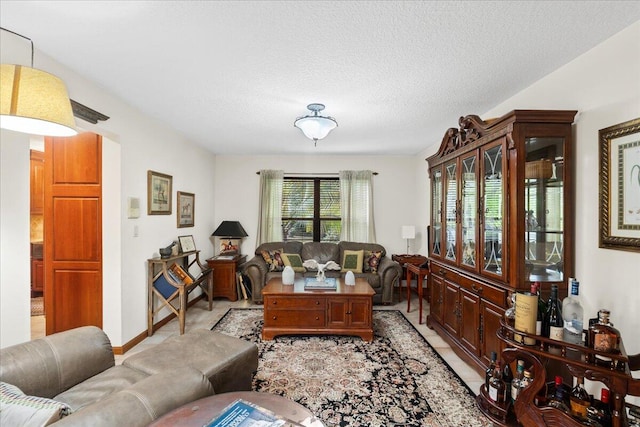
53,366,213,427
0,326,114,399
242,255,268,302
377,257,402,304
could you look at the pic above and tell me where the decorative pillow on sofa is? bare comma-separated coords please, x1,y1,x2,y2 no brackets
341,249,364,273
281,253,305,272
0,382,72,426
261,249,284,272
364,250,382,273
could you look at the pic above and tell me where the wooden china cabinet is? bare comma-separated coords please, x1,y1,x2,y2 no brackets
426,110,577,376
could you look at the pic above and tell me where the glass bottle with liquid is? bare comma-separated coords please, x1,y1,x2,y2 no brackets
562,279,584,345
543,284,563,341
588,309,621,367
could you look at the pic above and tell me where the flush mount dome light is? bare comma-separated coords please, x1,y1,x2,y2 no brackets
294,103,337,146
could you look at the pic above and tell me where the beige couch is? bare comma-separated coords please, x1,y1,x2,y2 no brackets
242,240,402,304
0,326,258,426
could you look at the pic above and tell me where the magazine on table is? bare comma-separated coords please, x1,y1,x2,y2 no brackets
204,398,298,427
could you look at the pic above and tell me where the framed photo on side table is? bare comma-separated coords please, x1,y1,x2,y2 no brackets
147,170,172,215
177,191,195,228
599,117,640,252
178,235,196,253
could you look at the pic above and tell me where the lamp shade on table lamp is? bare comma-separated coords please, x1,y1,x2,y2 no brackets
211,221,248,238
402,225,416,254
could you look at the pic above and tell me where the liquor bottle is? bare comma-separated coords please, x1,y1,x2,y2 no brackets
563,279,584,345
502,361,514,402
485,351,497,390
543,284,563,341
488,361,506,403
510,360,525,403
589,388,612,427
569,376,591,420
548,375,570,413
532,282,544,336
520,370,533,392
588,309,621,368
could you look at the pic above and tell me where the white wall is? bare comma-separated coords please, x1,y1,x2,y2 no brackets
0,35,217,347
0,130,31,347
213,155,421,256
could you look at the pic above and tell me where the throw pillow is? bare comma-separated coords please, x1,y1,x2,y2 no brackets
260,249,284,272
281,253,305,272
364,250,382,273
341,249,364,273
0,382,72,426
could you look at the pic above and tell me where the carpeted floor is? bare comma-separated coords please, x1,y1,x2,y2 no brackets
212,308,491,427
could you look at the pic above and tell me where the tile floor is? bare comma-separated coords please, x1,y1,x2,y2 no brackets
30,292,485,395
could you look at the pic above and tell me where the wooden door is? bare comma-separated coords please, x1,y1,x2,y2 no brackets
44,132,102,334
442,281,460,337
480,299,505,366
348,298,372,328
428,274,444,325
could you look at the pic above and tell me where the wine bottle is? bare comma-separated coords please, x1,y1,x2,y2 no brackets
485,351,497,390
548,375,570,413
502,361,514,402
543,284,563,342
562,279,584,345
569,376,591,420
588,388,612,427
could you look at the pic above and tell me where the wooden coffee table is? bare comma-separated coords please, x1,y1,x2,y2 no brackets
262,276,375,342
148,391,321,426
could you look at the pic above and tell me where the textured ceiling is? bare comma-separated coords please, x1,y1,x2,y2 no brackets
1,1,639,155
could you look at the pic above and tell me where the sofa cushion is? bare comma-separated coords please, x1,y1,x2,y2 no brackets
364,250,382,273
54,365,148,412
260,249,284,272
301,242,340,264
0,381,72,426
341,249,364,273
281,253,305,272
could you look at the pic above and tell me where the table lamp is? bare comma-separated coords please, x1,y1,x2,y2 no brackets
212,221,248,255
402,225,416,255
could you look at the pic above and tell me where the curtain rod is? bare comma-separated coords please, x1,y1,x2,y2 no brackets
256,171,378,176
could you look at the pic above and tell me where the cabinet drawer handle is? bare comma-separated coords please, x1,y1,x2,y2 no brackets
315,300,320,305
439,269,446,275
272,316,277,320
272,301,277,305
472,284,483,294
315,316,319,320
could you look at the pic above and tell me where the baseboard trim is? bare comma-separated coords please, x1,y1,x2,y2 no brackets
112,295,205,355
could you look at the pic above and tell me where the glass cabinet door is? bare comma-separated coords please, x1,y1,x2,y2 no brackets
524,137,565,282
430,167,443,258
461,154,478,270
444,161,458,262
481,142,504,277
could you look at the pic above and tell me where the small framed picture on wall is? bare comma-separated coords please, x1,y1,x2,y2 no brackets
147,170,172,215
177,191,195,228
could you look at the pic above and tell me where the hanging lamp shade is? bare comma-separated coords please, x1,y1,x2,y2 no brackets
294,103,337,145
0,64,77,137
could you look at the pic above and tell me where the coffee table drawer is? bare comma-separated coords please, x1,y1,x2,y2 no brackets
265,296,326,309
264,310,326,327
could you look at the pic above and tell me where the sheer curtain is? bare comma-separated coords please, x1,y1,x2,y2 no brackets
256,169,284,245
339,170,376,243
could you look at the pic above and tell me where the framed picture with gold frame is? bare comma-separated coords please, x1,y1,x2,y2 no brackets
147,170,172,215
599,117,640,252
177,191,195,228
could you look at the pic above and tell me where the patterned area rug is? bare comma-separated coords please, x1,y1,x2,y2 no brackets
31,297,44,316
212,309,491,427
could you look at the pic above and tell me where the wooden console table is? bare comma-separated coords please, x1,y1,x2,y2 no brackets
391,254,427,302
405,262,429,324
147,250,213,336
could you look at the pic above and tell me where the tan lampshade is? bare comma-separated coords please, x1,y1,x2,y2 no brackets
0,64,77,137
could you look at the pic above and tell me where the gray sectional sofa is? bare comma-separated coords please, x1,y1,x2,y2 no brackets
242,240,402,304
0,326,258,426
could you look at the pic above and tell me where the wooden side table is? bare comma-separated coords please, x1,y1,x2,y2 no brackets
206,254,247,301
406,262,429,325
391,254,427,302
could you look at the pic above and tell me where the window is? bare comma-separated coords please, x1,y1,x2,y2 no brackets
282,177,340,242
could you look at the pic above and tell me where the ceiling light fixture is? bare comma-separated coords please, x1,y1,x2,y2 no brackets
294,103,337,146
0,27,77,137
